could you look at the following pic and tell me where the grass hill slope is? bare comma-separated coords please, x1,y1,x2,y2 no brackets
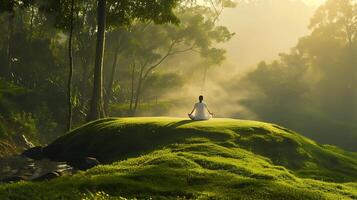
1,117,357,199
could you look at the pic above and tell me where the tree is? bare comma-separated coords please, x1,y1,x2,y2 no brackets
86,0,181,121
87,0,106,121
241,51,309,123
119,5,233,115
103,27,128,114
298,0,357,121
0,0,33,80
67,0,75,131
35,0,79,130
238,0,357,150
73,1,97,118
309,0,357,46
200,47,227,93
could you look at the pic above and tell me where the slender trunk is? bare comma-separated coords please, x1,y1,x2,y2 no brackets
132,67,144,116
6,13,14,80
104,47,119,115
201,66,208,94
29,6,35,36
67,0,75,131
344,24,353,47
129,63,136,113
78,58,89,119
87,0,106,121
81,58,89,100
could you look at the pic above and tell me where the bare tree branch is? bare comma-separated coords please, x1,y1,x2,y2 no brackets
209,0,224,24
139,56,151,77
142,43,196,80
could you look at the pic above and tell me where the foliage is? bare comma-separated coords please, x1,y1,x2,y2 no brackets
11,112,36,138
0,0,232,142
102,4,233,115
0,79,30,116
0,79,61,146
0,80,39,142
239,0,357,151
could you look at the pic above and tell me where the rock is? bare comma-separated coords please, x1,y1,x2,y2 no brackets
32,171,61,181
1,175,28,183
69,157,100,170
21,146,43,160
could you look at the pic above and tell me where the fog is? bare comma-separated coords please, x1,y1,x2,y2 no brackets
220,0,315,69
164,0,318,117
159,0,357,150
1,0,356,150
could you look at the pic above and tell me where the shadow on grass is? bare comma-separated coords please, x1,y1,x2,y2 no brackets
166,120,194,128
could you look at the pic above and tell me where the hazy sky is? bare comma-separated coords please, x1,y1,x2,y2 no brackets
302,0,326,5
219,0,325,70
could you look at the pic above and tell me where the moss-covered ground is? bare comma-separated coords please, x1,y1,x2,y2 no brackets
1,117,356,199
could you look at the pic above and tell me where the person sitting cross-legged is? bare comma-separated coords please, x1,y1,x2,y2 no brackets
188,95,213,121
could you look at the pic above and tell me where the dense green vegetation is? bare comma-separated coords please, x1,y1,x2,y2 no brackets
0,1,356,199
0,79,47,156
0,0,234,158
0,0,234,150
1,117,356,199
238,0,357,150
0,0,356,153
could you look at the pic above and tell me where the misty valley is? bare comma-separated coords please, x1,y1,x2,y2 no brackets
0,0,356,199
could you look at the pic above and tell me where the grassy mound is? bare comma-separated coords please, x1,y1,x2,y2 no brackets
1,117,357,199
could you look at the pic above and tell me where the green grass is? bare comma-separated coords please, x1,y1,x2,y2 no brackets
1,117,357,199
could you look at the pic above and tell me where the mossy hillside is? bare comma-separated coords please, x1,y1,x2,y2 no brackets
1,138,357,199
1,117,356,199
43,117,357,182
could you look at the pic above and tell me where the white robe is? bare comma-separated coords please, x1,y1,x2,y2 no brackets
188,102,212,120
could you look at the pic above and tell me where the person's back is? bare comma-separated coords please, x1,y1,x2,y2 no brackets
188,95,213,121
194,102,208,120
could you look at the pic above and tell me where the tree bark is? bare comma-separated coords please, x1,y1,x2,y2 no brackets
104,47,119,115
129,62,136,113
6,13,14,80
132,66,144,116
201,66,208,94
29,6,35,36
80,58,89,100
87,0,106,121
67,0,75,131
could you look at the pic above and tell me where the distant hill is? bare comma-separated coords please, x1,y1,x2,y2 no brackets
1,117,356,199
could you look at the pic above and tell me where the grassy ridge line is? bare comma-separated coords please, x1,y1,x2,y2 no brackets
1,117,356,199
43,117,357,182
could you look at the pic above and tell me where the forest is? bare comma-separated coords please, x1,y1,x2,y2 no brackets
0,0,356,151
0,0,357,199
0,0,234,144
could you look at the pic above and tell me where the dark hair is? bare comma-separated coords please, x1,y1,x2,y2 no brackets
199,95,203,102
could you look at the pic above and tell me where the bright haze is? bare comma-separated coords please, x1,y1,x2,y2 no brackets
219,0,325,70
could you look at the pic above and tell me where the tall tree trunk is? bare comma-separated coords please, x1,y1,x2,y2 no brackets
29,6,35,36
104,47,119,115
6,13,14,80
87,0,106,121
78,58,89,119
80,58,89,100
67,0,75,131
132,67,144,116
129,63,136,113
201,66,208,94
